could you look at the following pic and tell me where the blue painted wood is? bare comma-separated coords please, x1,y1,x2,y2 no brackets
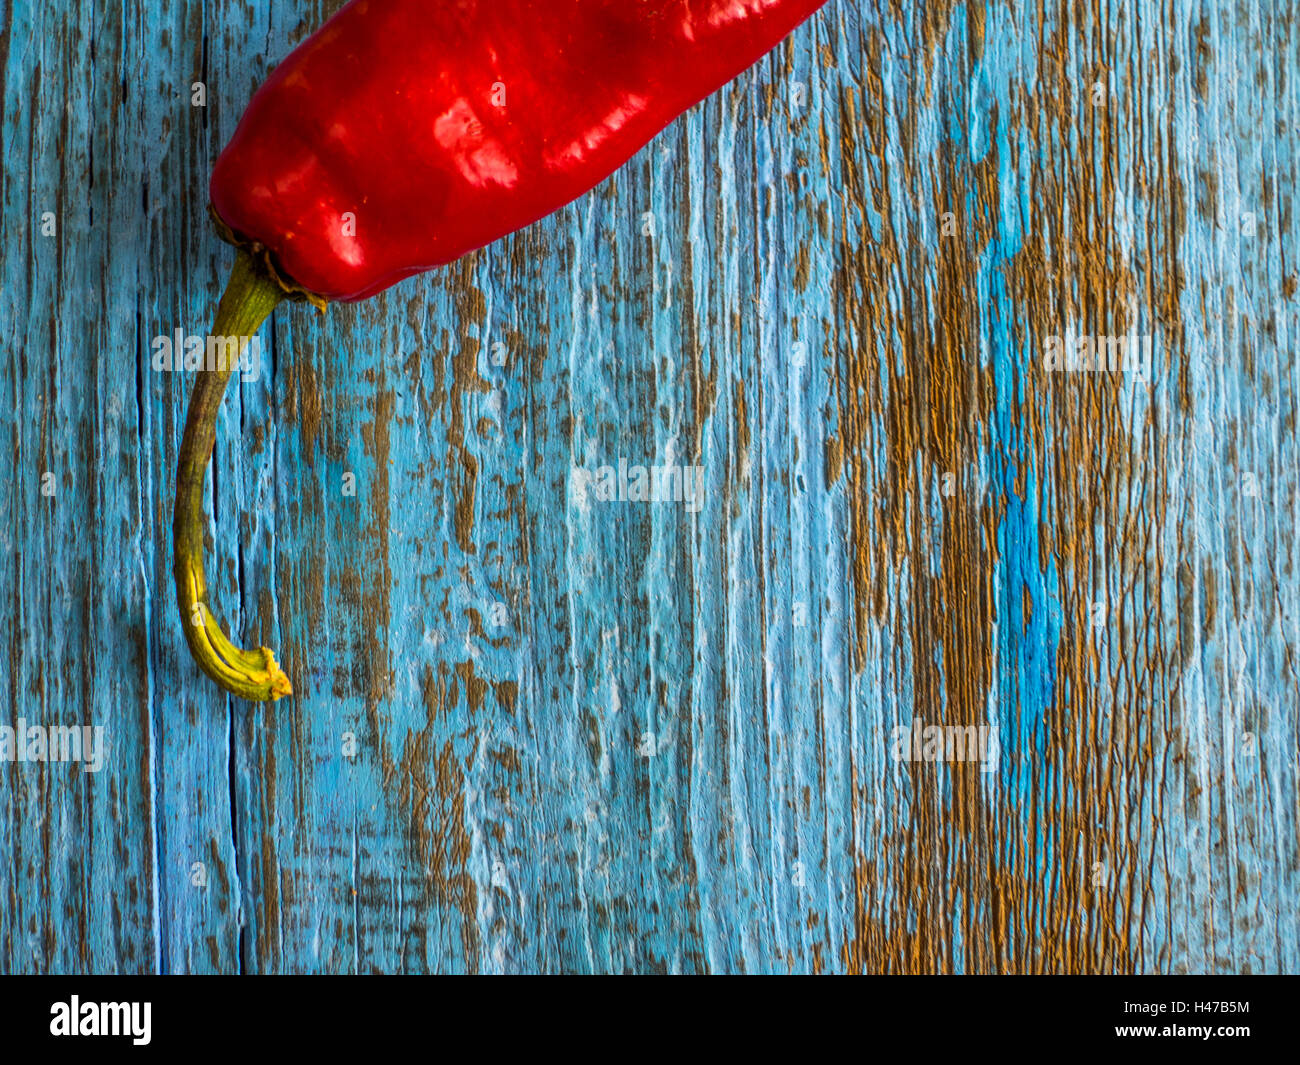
1,0,1298,973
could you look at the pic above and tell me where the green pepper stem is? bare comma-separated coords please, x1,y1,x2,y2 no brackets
173,249,291,701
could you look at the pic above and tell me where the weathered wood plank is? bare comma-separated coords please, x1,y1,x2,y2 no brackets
1,0,1296,974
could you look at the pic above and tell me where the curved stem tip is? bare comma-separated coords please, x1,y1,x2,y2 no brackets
172,249,291,701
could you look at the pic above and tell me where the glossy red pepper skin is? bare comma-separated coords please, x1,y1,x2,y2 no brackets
210,0,827,302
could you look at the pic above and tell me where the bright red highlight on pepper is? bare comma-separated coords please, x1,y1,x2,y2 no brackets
210,0,828,301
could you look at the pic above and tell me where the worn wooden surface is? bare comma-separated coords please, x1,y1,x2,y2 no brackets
2,0,1297,974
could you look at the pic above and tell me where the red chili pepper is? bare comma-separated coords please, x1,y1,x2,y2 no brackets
176,0,827,701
